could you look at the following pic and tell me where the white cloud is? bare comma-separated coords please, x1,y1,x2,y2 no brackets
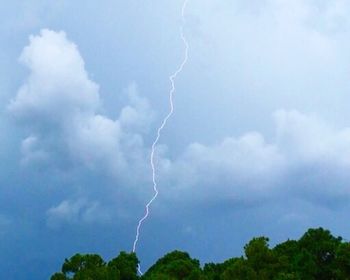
275,109,350,166
162,132,285,204
46,198,111,229
8,29,152,179
9,29,350,213
119,83,154,133
181,0,350,144
67,115,126,172
8,29,100,126
160,109,350,206
20,135,49,165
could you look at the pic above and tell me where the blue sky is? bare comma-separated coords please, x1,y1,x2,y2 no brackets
2,0,350,279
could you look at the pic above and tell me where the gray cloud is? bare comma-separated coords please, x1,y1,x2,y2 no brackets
2,2,350,279
20,135,49,166
8,27,350,221
160,110,350,208
8,29,152,181
274,110,350,165
46,198,111,229
8,29,101,126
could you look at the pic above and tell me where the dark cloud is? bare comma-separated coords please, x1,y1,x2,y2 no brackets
1,1,350,279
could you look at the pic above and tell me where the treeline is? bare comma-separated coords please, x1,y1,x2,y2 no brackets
51,227,350,280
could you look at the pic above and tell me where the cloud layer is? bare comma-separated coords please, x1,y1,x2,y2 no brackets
8,30,152,181
160,110,350,209
46,198,111,228
8,29,350,221
2,2,350,278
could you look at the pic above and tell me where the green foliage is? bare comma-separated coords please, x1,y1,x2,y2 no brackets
51,228,350,280
143,250,202,280
244,237,276,277
61,254,105,276
298,228,342,279
222,258,257,280
51,273,68,280
203,258,238,280
108,251,139,280
51,252,138,280
335,242,350,279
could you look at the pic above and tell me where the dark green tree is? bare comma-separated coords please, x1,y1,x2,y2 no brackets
273,239,300,275
298,227,342,279
221,257,257,280
50,228,350,280
203,258,237,280
244,236,280,279
50,273,68,280
334,242,350,279
108,251,139,280
142,250,202,280
58,253,117,280
61,254,105,276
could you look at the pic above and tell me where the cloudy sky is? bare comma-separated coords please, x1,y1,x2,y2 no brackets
2,0,350,279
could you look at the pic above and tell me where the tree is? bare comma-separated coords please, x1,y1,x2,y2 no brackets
298,227,342,279
244,236,280,279
221,258,257,280
334,242,350,279
202,258,238,280
108,251,139,280
61,254,105,276
142,250,202,280
273,240,300,275
293,249,317,279
50,273,68,280
59,254,115,280
50,228,350,280
51,253,121,280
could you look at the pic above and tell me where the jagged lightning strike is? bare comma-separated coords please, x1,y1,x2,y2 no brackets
132,0,190,274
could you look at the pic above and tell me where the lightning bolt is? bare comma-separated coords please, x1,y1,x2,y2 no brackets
132,0,190,274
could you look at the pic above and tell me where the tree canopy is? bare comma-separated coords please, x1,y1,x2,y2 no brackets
51,227,350,280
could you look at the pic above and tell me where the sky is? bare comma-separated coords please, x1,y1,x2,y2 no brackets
1,0,350,279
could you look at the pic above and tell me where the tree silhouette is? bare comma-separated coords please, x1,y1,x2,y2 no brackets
51,228,350,280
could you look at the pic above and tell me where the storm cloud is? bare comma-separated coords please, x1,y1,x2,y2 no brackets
1,1,350,279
